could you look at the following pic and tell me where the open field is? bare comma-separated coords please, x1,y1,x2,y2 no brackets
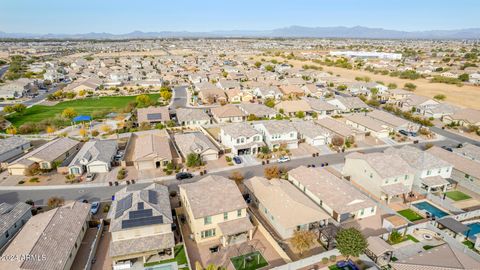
6,94,159,126
254,55,480,110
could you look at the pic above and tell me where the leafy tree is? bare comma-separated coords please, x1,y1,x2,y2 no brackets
264,166,280,179
458,73,470,82
295,111,305,119
186,153,202,167
101,124,111,133
247,114,258,121
264,98,275,108
229,171,244,185
335,228,367,259
254,61,262,68
136,94,152,107
46,126,55,134
387,83,397,89
61,107,77,119
265,65,275,72
79,128,88,137
12,104,26,113
389,230,403,244
434,94,446,101
290,230,316,257
160,91,172,101
6,126,17,135
331,135,344,147
404,83,417,91
3,105,15,114
47,196,65,208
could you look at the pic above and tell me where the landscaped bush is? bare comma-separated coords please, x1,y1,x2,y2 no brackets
329,255,336,262
117,168,126,180
18,180,25,185
322,257,329,264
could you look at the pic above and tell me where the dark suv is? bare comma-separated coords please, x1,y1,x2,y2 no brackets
176,172,193,180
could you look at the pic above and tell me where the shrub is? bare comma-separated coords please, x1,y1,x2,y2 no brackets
18,180,25,185
329,255,337,262
321,257,329,264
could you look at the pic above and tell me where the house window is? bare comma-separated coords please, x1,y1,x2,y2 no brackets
201,229,216,239
224,212,228,221
237,209,242,217
40,163,49,169
404,175,408,180
427,170,431,176
369,173,373,178
204,216,211,225
361,209,364,215
5,231,9,238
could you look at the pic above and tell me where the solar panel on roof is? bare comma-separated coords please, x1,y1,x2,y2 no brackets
129,209,153,219
115,194,133,218
137,202,144,210
148,190,158,204
147,113,162,120
121,215,163,229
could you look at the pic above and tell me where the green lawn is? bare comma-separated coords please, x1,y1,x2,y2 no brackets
6,94,159,127
230,251,268,270
445,191,471,201
144,244,188,268
397,209,423,222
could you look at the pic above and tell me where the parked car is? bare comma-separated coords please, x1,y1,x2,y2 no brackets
277,156,290,163
85,173,96,182
441,145,453,152
233,156,242,164
176,172,193,180
90,202,100,215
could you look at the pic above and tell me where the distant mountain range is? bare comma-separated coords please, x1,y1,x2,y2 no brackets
1,26,479,40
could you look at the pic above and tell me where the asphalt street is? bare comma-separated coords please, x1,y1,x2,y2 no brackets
0,139,451,206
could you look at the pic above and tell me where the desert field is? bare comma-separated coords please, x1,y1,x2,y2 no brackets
255,56,480,110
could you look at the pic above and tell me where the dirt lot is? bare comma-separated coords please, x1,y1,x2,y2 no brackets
253,55,480,110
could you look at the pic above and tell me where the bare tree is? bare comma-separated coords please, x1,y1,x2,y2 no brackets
290,230,316,257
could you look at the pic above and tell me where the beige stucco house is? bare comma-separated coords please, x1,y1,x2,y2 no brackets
179,175,254,247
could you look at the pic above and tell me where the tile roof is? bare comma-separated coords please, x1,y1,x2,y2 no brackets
174,132,219,158
346,151,416,178
0,136,30,155
288,166,376,214
179,175,246,219
0,202,31,236
0,201,90,270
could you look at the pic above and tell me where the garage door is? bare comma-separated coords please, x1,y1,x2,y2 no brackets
202,153,218,161
9,168,26,176
88,164,108,173
312,138,326,146
136,161,155,170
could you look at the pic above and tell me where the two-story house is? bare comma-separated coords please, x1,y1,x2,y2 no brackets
252,121,298,149
384,146,453,193
108,184,175,268
220,123,265,155
343,152,416,203
179,175,254,247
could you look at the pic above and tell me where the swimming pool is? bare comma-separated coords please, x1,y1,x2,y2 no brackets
465,222,480,241
412,201,449,218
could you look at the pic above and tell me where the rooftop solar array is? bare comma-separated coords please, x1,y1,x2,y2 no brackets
114,193,133,218
122,214,163,229
129,208,153,219
148,190,158,204
147,113,162,120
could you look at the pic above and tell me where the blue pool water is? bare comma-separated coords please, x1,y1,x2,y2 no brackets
465,223,480,240
412,201,449,218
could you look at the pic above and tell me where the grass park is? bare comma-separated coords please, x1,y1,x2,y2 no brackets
6,94,159,127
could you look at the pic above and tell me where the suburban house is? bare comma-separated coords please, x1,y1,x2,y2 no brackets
274,100,313,117
367,110,420,133
304,97,338,116
417,103,460,119
175,108,211,127
136,106,171,125
126,130,177,170
343,152,416,203
427,146,480,194
327,96,369,113
400,95,438,112
174,132,219,162
0,201,90,270
292,121,331,146
220,123,264,155
344,114,391,139
211,104,246,123
288,166,377,223
197,88,227,105
253,121,299,149
442,108,480,128
390,243,480,270
279,85,304,98
238,103,277,119
316,117,366,142
384,146,453,193
64,77,102,92
67,140,118,175
179,175,254,246
252,86,283,100
452,143,480,162
244,176,330,240
108,184,175,268
0,136,31,163
8,137,80,176
0,202,32,250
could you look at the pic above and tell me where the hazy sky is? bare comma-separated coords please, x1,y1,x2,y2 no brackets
1,0,479,34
